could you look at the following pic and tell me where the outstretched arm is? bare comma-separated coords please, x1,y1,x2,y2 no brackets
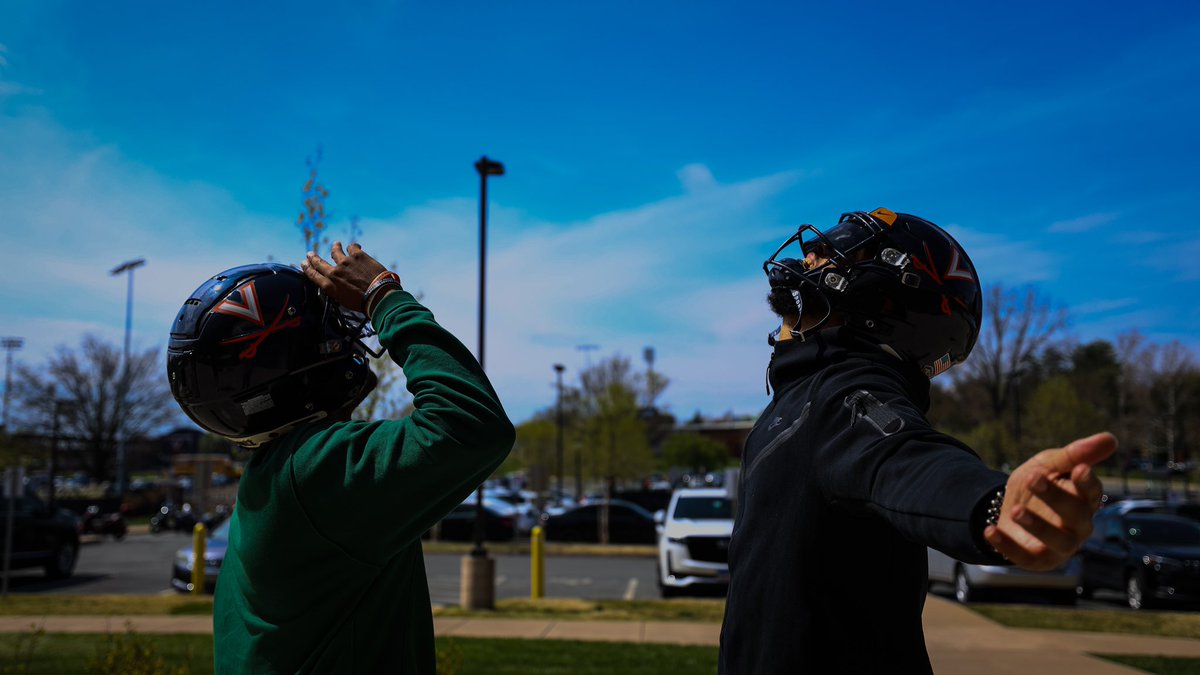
985,432,1116,571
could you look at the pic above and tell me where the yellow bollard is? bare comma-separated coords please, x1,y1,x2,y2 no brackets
191,522,207,596
530,525,545,600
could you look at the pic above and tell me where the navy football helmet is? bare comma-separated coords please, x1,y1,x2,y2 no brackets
764,208,982,378
167,263,374,447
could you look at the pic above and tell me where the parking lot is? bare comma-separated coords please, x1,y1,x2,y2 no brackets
0,533,662,602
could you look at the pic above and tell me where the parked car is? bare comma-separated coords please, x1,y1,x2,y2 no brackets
0,486,80,579
655,488,733,597
927,547,1079,604
79,504,128,541
484,489,540,534
172,517,231,593
1076,512,1200,609
542,499,656,544
431,499,517,542
1098,498,1200,524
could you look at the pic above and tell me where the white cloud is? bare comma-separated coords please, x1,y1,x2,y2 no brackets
1073,298,1138,315
1047,212,1118,234
0,115,800,422
677,163,717,194
942,224,1057,286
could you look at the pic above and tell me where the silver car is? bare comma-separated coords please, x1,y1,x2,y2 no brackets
927,546,1079,604
656,488,733,597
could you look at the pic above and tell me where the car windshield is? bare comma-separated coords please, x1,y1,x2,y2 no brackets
1128,518,1200,545
673,497,733,520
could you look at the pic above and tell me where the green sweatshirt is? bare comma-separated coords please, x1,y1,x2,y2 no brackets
213,290,514,674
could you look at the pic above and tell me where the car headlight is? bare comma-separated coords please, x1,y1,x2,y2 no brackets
175,551,192,567
1143,554,1183,568
667,536,687,544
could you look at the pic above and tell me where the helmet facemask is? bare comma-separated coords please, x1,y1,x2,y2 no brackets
763,213,883,343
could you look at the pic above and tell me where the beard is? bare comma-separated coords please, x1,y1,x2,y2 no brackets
767,286,802,319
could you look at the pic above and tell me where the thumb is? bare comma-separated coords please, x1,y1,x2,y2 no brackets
1040,432,1118,474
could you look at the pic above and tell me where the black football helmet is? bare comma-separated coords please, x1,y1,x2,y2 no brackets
764,208,982,378
167,263,374,447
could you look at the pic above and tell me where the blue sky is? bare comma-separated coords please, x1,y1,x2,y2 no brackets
2,1,1198,425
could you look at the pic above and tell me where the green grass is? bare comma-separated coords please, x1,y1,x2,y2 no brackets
0,631,212,674
435,598,726,623
0,595,213,616
440,638,716,675
969,603,1200,639
1096,654,1200,675
0,633,716,675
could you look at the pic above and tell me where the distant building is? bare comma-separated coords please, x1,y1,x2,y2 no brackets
675,416,757,459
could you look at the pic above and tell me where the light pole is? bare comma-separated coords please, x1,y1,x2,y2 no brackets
1,337,23,432
462,156,503,611
110,258,146,496
554,364,565,497
576,344,599,368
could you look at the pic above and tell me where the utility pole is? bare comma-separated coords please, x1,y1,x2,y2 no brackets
0,338,23,432
462,155,504,611
110,258,145,496
554,364,565,497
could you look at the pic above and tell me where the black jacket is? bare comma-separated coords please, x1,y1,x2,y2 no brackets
718,329,1006,674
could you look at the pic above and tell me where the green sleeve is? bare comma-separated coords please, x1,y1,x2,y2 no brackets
287,290,515,565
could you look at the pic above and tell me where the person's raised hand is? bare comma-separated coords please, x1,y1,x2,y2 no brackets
984,432,1117,571
300,242,392,313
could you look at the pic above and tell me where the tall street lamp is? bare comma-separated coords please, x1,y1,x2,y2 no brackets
110,257,146,496
462,156,503,611
1,337,23,432
554,364,565,497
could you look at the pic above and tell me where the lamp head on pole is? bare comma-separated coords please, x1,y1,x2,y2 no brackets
553,363,565,375
110,258,147,276
475,156,505,177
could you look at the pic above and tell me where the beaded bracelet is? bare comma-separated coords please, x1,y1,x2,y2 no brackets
984,487,1005,528
363,271,403,318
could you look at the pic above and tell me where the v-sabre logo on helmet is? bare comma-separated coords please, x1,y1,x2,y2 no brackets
220,293,302,360
212,281,265,326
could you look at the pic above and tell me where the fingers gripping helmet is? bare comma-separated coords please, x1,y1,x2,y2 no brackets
167,263,373,447
764,208,982,379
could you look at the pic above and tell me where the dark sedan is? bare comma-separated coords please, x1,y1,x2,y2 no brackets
0,487,80,579
542,499,656,544
1077,512,1200,609
429,501,516,542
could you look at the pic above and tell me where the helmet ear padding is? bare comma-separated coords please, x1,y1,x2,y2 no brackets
167,264,373,444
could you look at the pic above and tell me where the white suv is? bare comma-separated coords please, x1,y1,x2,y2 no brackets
656,488,734,597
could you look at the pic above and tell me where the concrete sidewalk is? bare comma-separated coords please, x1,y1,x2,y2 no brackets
2,596,1199,673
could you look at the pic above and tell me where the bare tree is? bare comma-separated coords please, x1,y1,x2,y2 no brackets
11,335,175,483
296,148,331,255
961,284,1067,451
1145,340,1197,465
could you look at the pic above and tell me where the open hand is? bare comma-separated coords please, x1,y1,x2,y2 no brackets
985,432,1117,571
300,242,392,313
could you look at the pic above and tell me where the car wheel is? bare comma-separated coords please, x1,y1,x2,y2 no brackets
44,540,78,579
954,566,975,604
1127,573,1149,610
657,561,680,598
